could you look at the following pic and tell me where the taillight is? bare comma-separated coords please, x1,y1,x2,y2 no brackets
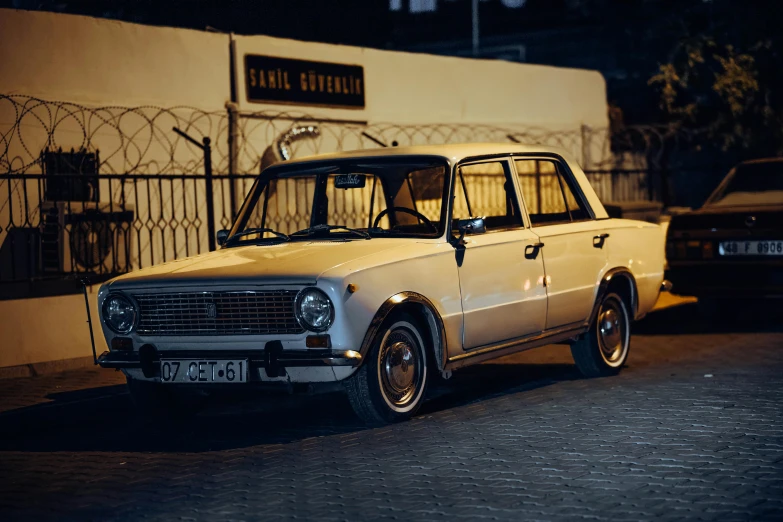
667,239,713,260
702,241,714,259
676,241,688,259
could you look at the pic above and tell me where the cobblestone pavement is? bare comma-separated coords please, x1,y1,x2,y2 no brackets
1,301,782,521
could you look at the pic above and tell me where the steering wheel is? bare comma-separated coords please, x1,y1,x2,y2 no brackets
373,207,437,232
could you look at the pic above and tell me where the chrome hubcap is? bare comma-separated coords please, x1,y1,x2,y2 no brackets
380,329,421,407
598,299,626,364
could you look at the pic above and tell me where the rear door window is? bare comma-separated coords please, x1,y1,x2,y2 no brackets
514,159,590,226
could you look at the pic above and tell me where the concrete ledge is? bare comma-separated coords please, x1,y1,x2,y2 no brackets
0,356,96,380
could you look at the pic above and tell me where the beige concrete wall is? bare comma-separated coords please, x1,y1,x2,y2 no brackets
233,34,609,170
233,34,608,128
0,287,107,368
0,10,229,368
0,8,230,109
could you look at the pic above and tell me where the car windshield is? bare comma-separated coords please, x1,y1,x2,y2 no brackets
706,162,783,207
227,156,449,245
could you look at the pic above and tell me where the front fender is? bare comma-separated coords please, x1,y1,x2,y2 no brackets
357,292,448,372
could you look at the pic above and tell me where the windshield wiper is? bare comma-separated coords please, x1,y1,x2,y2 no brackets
225,227,290,246
290,224,370,240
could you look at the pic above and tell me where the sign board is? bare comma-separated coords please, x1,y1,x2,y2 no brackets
334,174,366,189
244,55,365,109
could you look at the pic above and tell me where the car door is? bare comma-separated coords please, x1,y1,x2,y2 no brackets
513,157,609,330
454,158,548,350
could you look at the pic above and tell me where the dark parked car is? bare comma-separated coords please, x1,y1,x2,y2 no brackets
665,158,783,310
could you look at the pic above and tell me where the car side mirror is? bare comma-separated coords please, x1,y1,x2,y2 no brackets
217,229,229,246
456,217,486,245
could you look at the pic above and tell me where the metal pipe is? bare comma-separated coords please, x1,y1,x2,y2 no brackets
203,136,216,252
226,102,240,218
472,0,480,57
259,125,321,172
172,127,204,149
361,132,388,148
82,279,98,365
240,113,366,125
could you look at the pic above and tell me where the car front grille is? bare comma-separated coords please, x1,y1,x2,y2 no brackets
133,290,303,336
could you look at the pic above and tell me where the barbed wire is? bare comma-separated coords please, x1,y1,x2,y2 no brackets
0,94,696,279
0,94,228,176
2,94,693,178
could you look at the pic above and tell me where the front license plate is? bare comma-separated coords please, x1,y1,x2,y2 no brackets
719,240,783,256
160,359,248,384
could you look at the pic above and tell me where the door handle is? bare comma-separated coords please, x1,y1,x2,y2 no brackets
593,233,610,248
525,242,544,259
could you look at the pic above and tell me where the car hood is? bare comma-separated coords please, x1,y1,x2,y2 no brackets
668,203,783,232
106,239,413,288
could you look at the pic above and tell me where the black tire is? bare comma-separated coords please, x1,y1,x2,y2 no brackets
344,312,429,426
126,376,205,420
570,292,631,378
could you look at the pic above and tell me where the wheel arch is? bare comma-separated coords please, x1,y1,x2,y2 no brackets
358,292,447,372
591,267,639,325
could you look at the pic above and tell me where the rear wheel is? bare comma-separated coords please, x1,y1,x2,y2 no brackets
345,312,429,426
571,292,631,377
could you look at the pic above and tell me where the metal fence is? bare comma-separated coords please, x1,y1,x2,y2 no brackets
0,94,676,298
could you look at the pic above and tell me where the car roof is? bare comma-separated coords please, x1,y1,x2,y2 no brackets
264,141,610,220
279,143,571,167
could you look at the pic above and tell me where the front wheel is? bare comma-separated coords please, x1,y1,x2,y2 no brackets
344,312,429,426
571,292,631,377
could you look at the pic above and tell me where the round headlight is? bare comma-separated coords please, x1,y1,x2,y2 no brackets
102,293,137,334
295,288,334,332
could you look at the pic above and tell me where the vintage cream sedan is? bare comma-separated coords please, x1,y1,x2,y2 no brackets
96,144,666,425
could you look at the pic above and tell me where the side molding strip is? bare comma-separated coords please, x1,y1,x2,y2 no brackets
446,322,586,371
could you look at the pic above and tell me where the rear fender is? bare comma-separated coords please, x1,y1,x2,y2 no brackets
589,268,639,325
